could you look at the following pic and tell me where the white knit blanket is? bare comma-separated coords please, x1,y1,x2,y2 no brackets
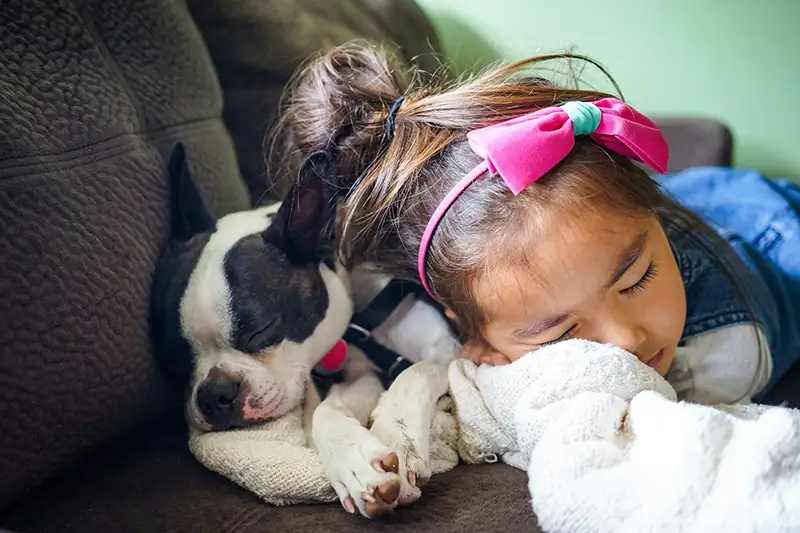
448,339,800,533
189,404,337,505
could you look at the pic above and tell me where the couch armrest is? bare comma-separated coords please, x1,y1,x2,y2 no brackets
652,117,734,173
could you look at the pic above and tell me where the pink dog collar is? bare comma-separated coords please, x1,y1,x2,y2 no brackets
317,339,348,373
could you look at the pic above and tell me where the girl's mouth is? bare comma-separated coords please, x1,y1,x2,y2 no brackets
645,349,665,369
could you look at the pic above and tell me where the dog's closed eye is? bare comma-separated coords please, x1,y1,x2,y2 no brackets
242,316,282,354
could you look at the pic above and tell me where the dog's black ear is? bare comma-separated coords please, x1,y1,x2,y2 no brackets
167,142,216,241
264,151,335,263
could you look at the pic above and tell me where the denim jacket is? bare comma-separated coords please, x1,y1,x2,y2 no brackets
659,167,800,398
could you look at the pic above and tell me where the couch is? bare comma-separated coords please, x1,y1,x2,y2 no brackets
0,1,796,532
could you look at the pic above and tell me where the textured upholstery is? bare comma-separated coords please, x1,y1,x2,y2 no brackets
0,0,250,507
1,414,539,533
654,117,734,172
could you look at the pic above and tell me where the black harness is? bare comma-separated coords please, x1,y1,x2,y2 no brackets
312,279,449,395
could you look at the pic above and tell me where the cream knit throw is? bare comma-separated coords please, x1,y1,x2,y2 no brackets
189,404,337,505
189,384,460,506
448,339,800,533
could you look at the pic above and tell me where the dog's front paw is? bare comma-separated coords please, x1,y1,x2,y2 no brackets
320,425,403,518
368,361,450,507
369,415,430,506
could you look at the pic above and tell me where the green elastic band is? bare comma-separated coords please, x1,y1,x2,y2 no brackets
561,101,601,136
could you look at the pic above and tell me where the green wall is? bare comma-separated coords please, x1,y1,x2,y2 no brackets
417,0,800,179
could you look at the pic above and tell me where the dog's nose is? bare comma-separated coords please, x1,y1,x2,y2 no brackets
196,376,240,424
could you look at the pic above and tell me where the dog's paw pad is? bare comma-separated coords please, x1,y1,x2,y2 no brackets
371,452,399,474
374,478,401,504
360,478,401,518
363,499,394,518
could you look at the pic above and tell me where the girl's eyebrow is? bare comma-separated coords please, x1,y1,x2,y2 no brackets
604,231,649,289
511,231,649,339
513,314,569,338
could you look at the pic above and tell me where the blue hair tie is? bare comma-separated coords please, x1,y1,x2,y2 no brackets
561,101,602,136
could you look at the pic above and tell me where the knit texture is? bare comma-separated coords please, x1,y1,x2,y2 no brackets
449,339,800,533
189,381,460,506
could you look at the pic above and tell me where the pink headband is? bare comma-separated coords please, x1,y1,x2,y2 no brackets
417,97,670,299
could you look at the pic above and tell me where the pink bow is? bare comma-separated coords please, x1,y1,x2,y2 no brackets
468,97,669,195
418,97,670,298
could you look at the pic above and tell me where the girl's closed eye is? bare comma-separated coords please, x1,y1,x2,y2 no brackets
621,262,658,296
539,324,578,347
537,263,658,347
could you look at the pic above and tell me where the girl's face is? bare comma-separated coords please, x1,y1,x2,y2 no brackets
471,209,686,376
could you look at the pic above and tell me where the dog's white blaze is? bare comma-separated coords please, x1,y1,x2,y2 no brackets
180,206,276,353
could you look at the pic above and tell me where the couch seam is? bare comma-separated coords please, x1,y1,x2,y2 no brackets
71,0,148,130
0,118,222,180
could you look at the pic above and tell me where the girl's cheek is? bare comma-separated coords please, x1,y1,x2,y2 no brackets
648,260,687,338
459,339,514,366
488,350,514,365
459,339,487,364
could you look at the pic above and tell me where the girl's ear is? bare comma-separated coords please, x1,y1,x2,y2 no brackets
445,308,458,322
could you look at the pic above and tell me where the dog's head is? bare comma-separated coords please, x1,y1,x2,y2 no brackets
151,144,351,431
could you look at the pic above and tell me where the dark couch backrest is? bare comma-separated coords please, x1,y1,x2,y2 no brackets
0,0,250,507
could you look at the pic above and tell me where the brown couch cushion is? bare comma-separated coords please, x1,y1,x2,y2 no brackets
654,117,734,172
0,413,540,533
0,0,250,507
186,0,443,202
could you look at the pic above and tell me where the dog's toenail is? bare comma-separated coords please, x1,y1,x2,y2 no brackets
343,496,356,514
361,490,377,504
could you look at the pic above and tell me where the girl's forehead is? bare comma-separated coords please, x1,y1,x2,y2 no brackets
475,209,653,321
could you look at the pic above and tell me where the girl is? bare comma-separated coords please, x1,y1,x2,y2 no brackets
274,43,800,405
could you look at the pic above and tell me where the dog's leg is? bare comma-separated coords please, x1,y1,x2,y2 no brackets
312,347,402,518
302,383,321,446
369,360,450,506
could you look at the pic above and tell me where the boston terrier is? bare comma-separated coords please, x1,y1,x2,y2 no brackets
150,143,459,518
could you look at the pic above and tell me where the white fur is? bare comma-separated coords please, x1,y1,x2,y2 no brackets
312,347,399,516
311,271,458,516
181,206,276,353
368,360,451,504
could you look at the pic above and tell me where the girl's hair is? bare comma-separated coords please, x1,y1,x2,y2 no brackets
271,41,758,340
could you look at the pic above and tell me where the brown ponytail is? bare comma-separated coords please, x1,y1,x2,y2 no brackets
268,41,413,198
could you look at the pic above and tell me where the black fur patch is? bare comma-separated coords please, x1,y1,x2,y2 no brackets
150,232,213,383
224,234,329,354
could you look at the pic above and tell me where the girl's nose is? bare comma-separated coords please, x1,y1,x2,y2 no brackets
600,308,647,357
